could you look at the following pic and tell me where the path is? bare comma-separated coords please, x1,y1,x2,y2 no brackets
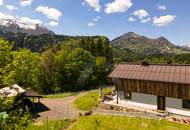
34,93,84,121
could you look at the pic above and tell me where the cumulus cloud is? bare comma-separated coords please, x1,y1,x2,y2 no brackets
0,0,3,6
153,15,176,27
128,17,135,22
48,21,59,27
88,22,94,27
36,6,62,21
20,0,33,7
105,0,133,14
84,0,101,12
158,5,166,11
6,5,18,11
19,17,42,25
141,18,151,23
133,9,149,19
0,12,14,19
93,16,101,22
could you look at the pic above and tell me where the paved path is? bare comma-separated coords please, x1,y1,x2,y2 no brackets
34,94,84,121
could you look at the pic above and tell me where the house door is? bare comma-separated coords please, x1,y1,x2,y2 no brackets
157,96,165,111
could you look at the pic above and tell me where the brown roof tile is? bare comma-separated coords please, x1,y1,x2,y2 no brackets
109,63,190,85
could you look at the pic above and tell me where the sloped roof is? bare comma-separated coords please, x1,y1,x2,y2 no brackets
0,84,26,97
109,63,190,85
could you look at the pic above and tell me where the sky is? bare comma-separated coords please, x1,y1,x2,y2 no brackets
0,0,190,45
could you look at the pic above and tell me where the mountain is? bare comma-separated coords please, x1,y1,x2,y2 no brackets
0,19,54,35
111,32,189,55
0,29,110,52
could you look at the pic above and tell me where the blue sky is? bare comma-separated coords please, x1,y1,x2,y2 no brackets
0,0,190,45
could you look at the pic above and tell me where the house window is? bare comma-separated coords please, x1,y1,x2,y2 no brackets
183,100,190,109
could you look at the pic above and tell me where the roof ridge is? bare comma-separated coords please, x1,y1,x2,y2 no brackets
119,62,190,66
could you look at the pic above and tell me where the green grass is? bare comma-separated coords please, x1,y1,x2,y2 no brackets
74,87,113,111
26,119,71,130
44,92,78,99
70,115,190,130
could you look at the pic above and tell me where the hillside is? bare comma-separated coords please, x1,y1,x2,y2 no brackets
111,32,189,55
0,29,110,52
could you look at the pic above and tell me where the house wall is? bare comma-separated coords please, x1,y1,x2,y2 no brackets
132,92,157,106
166,97,182,109
118,91,190,116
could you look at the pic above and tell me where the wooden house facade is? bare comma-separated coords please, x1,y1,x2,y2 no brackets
109,63,190,116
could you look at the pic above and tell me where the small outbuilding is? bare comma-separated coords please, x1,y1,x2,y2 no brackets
109,63,190,116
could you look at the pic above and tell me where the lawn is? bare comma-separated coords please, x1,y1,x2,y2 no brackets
44,92,78,99
26,119,71,130
74,87,113,111
69,115,190,130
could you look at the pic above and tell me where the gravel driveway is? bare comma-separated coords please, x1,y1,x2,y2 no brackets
34,94,83,121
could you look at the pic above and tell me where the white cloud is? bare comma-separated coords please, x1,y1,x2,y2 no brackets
6,5,18,11
133,9,149,19
141,18,151,23
105,0,133,14
48,21,59,27
0,12,15,26
158,5,166,11
153,15,176,27
19,17,42,25
18,17,42,29
0,0,3,6
84,0,101,12
20,0,33,7
82,2,86,6
128,17,135,22
88,22,95,27
0,12,14,20
93,16,101,22
36,6,62,21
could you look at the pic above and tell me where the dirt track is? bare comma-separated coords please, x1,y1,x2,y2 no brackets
35,94,83,121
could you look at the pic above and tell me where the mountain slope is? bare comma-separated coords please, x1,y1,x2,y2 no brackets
111,32,189,55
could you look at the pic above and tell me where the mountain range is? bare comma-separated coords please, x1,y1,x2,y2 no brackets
0,19,54,35
0,22,189,55
111,32,189,55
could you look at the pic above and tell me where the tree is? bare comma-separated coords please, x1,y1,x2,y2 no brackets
55,46,95,91
2,49,40,90
0,38,12,68
39,48,57,93
94,56,110,85
0,38,13,88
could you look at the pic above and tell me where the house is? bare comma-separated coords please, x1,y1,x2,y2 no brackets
108,63,190,116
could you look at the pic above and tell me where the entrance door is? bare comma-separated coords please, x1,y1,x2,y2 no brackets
157,96,165,111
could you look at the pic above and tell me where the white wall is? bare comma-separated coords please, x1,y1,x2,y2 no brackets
166,97,182,109
117,91,190,116
132,92,157,105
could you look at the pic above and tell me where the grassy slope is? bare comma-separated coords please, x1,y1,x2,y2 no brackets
26,119,71,130
70,115,190,130
74,88,113,111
